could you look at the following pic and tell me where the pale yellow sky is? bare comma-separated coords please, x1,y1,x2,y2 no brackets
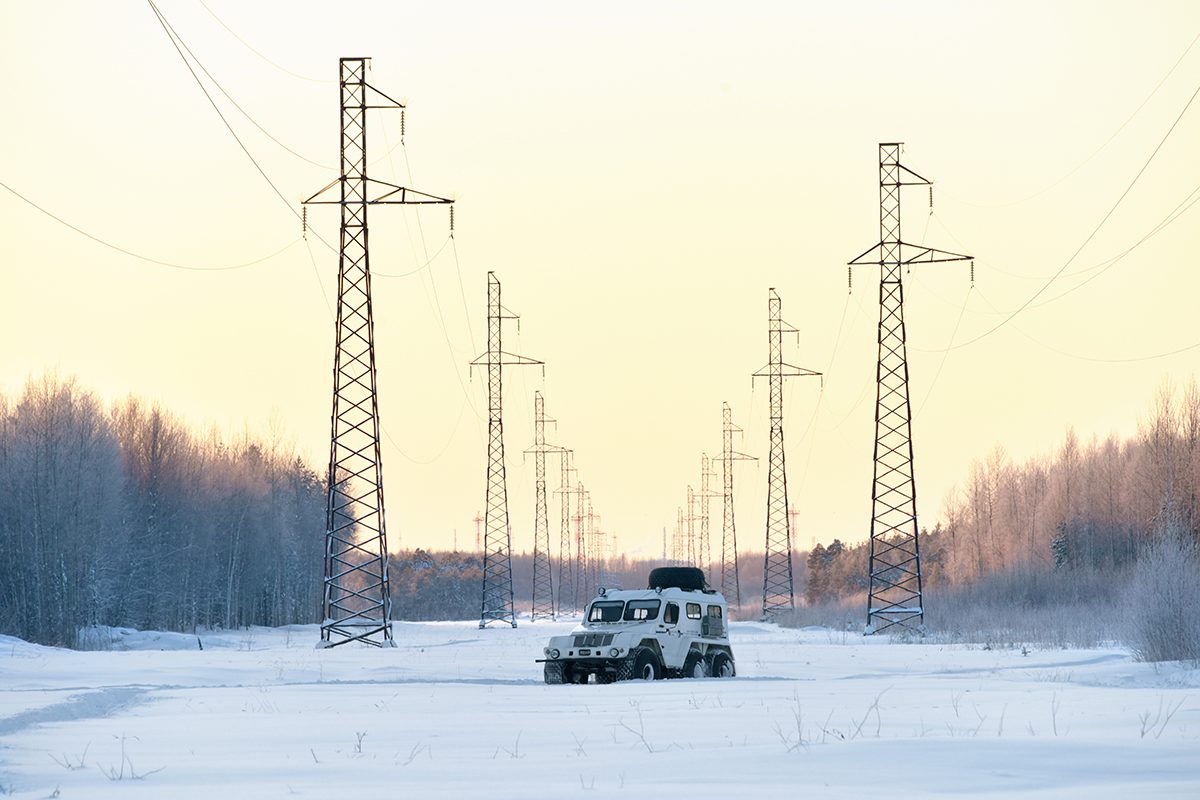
2,1,1199,557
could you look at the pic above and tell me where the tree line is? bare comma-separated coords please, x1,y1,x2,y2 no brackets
0,374,325,647
803,381,1200,612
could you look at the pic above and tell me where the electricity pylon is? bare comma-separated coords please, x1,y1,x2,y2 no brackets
848,143,971,634
586,499,603,593
304,57,453,648
554,450,577,615
699,454,718,576
526,392,562,621
672,507,684,565
720,402,756,607
573,483,588,601
686,485,697,565
752,288,821,620
470,272,542,628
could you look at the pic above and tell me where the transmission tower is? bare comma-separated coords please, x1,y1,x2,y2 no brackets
752,288,821,620
586,499,603,592
848,143,971,634
555,451,577,615
720,402,756,607
526,392,561,621
699,454,718,575
574,483,588,601
470,272,542,628
685,485,697,566
672,507,684,565
304,57,453,648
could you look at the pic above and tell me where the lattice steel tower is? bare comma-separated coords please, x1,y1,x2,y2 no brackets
470,272,542,628
555,451,577,615
574,483,588,601
699,454,718,576
526,391,561,620
671,508,684,566
304,57,452,648
752,289,821,619
719,402,756,606
848,143,970,634
685,485,697,566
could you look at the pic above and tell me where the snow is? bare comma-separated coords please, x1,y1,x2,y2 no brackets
1,620,1198,798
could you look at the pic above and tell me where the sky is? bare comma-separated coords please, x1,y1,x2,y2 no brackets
2,1,1199,558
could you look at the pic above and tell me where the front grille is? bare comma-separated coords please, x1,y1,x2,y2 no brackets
573,633,614,647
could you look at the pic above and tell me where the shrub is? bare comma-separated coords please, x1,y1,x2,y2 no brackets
1125,530,1200,664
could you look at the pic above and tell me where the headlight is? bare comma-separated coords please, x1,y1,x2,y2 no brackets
609,647,620,657
549,648,560,659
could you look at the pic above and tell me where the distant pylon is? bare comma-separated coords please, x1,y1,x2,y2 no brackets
526,392,562,621
473,512,482,552
848,144,971,634
555,451,577,615
470,272,542,628
304,57,453,648
574,483,588,601
586,499,602,592
720,402,757,607
752,288,821,620
699,454,718,576
686,486,697,566
672,507,684,565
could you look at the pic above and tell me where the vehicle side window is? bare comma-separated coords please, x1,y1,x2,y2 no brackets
623,599,661,621
686,602,702,620
707,605,722,618
664,602,679,625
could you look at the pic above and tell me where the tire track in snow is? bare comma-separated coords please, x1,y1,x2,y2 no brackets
0,686,148,738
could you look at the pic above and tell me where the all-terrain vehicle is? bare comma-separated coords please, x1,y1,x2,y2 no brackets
538,567,736,684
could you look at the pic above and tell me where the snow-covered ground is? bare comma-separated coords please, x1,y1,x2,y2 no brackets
1,620,1197,798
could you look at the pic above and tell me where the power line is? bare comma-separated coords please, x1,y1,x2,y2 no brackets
931,175,1200,292
948,77,1200,351
372,234,453,278
972,287,1200,365
945,29,1200,209
147,0,338,256
1,178,298,271
198,0,333,84
148,1,295,219
912,285,973,420
157,12,328,168
906,176,1200,331
160,16,407,173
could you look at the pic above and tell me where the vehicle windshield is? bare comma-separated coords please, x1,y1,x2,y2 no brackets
587,600,624,623
623,599,661,621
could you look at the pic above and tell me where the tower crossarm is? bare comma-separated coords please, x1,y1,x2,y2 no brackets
848,241,971,267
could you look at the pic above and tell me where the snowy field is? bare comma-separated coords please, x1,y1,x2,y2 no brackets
1,620,1198,799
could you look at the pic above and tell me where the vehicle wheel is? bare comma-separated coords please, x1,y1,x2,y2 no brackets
595,670,616,685
707,651,735,678
683,649,707,679
544,661,565,685
619,647,662,681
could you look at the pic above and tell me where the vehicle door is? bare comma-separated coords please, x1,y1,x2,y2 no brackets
657,600,690,668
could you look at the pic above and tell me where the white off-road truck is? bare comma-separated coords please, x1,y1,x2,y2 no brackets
538,567,736,684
